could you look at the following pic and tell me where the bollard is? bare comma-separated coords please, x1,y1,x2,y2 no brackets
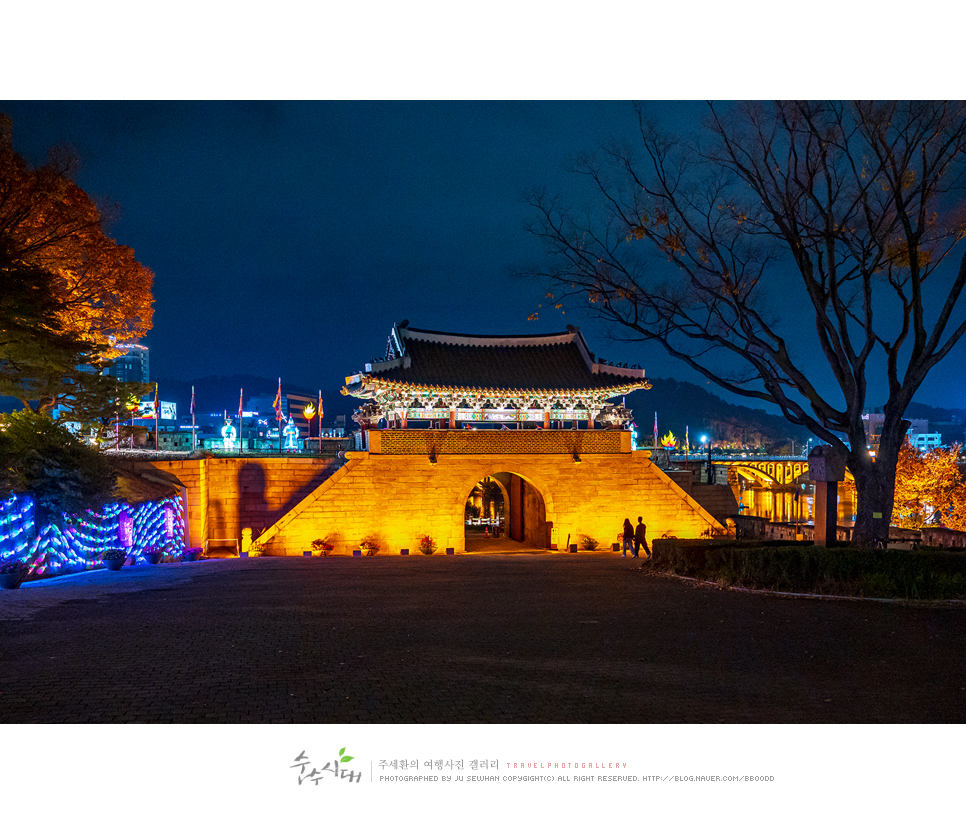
303,550,312,557
569,544,578,552
400,548,409,556
446,547,455,555
352,549,362,557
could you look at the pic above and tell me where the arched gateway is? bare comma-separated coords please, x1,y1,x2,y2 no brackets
245,322,722,555
462,472,549,550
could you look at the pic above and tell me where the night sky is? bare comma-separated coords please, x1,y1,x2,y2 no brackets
0,101,698,383
3,98,966,411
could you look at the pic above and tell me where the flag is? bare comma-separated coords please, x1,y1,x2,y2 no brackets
239,387,244,421
653,411,658,449
686,425,690,454
318,390,323,421
273,378,282,423
190,385,195,416
154,383,159,415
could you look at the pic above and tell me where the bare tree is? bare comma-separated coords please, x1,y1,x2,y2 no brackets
523,101,966,546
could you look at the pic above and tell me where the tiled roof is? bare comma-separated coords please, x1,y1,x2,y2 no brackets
367,325,647,394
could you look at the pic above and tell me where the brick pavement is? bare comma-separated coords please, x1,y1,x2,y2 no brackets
1,554,964,723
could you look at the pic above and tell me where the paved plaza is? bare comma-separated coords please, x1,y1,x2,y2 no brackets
1,554,964,723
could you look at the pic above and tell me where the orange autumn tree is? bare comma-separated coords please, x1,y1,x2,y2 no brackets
892,443,966,530
0,114,153,359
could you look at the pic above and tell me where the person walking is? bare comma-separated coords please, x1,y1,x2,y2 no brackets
621,518,635,557
634,516,651,559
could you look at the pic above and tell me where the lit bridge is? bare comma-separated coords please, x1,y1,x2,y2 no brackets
712,456,854,487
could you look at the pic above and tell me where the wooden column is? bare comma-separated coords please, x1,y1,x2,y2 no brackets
813,481,839,546
509,474,523,542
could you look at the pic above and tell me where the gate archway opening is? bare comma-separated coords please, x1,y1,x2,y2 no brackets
463,472,548,552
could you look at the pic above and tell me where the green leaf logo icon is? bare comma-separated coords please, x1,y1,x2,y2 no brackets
339,747,354,764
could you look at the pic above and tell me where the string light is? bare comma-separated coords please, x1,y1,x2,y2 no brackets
1,495,185,578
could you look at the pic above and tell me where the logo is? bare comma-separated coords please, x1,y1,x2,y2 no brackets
292,747,361,785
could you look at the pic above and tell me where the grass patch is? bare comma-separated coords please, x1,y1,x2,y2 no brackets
648,539,966,600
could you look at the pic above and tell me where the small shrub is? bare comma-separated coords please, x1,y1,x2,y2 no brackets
312,537,335,556
100,549,127,561
0,557,30,574
580,535,600,551
418,535,438,555
861,572,897,598
361,538,380,556
649,539,966,600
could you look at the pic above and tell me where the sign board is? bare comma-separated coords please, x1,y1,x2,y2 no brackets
138,401,177,421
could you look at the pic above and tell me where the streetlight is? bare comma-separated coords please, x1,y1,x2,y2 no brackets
700,434,712,483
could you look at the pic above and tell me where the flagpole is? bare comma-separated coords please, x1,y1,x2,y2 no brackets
276,378,282,455
191,386,196,452
318,390,323,454
154,383,160,451
239,387,244,455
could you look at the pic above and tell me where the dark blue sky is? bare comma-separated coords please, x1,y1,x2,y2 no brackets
3,100,966,411
0,101,699,383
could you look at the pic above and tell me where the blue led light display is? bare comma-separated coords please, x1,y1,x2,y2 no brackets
0,495,185,580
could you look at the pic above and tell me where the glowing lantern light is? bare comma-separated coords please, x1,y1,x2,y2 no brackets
119,511,134,547
303,402,316,419
164,504,175,538
661,430,678,449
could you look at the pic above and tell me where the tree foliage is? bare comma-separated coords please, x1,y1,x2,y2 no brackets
0,113,153,356
523,101,966,545
0,114,153,428
892,443,966,530
0,248,150,425
0,409,118,528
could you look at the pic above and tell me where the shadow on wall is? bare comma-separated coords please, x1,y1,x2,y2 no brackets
239,462,270,533
274,460,343,521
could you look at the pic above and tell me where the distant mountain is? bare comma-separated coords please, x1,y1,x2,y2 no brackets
903,401,966,424
627,378,813,451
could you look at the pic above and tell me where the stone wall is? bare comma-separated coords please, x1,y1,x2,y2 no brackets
149,456,342,549
149,434,721,556
921,527,966,549
254,445,721,556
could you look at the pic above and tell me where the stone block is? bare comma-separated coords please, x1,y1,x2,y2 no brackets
808,445,847,482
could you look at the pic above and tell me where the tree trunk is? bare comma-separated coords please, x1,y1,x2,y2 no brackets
848,418,907,547
850,461,894,547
